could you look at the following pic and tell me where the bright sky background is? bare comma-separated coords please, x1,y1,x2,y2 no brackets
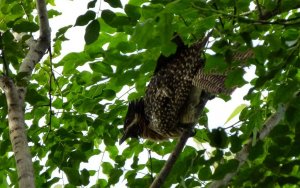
48,0,255,187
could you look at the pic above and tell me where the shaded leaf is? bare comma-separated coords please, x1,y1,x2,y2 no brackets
208,128,228,148
85,19,100,45
63,167,81,186
212,159,239,180
89,62,113,76
104,0,122,8
12,20,39,33
75,10,96,26
125,4,141,20
88,0,97,8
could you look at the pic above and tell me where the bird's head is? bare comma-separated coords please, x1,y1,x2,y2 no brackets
119,98,147,144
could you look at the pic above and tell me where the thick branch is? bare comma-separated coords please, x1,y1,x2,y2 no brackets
18,0,51,79
0,0,51,188
0,76,35,188
150,130,191,188
209,104,287,188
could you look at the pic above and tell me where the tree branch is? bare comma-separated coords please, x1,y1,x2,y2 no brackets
209,104,287,188
18,0,51,80
0,76,35,188
150,130,191,188
0,0,50,187
192,2,300,26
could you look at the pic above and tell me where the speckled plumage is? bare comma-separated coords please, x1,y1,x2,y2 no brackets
120,35,207,143
143,36,205,139
120,34,232,143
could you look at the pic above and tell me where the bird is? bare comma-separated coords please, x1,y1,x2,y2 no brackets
120,33,230,144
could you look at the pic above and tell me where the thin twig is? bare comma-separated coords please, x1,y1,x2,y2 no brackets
255,0,263,18
46,47,53,141
148,149,154,182
212,3,224,29
224,120,241,130
192,3,300,26
0,33,9,76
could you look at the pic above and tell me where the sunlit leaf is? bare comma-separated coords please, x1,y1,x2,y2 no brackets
224,104,247,124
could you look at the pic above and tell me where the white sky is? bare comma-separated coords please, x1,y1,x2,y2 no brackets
48,0,255,187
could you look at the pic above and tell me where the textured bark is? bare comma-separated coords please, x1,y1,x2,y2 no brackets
0,0,50,187
0,77,34,187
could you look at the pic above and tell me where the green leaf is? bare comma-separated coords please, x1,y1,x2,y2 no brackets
204,55,228,73
248,140,265,161
58,52,91,74
131,19,155,48
25,88,48,105
208,128,229,148
76,71,93,85
52,98,63,109
230,135,243,153
125,4,141,20
80,169,90,186
63,167,81,186
101,10,117,26
101,89,116,100
104,0,122,8
225,68,246,88
212,159,239,180
224,104,247,124
88,0,97,8
157,13,173,45
102,162,113,174
198,166,212,180
89,62,113,76
85,19,100,45
10,4,23,16
273,80,298,104
93,179,108,187
75,10,96,26
195,15,217,33
54,25,72,41
48,9,61,19
147,158,165,173
0,140,10,155
43,177,60,187
107,145,118,159
108,169,123,185
12,20,39,33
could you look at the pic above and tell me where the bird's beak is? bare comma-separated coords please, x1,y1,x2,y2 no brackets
119,114,139,145
119,131,129,145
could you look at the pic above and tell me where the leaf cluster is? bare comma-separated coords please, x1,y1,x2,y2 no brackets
1,0,300,187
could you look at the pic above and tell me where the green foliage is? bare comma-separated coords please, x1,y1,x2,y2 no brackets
1,0,300,187
75,10,96,26
84,19,101,45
